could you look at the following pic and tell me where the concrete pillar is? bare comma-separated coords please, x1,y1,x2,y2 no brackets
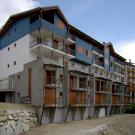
62,61,69,122
74,107,82,120
106,106,111,116
65,108,73,122
83,107,89,119
53,107,63,123
99,107,106,117
94,107,100,118
56,68,60,105
88,106,95,118
119,105,124,114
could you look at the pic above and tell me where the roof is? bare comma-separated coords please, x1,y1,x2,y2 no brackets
0,6,68,36
69,25,104,49
0,6,104,49
105,42,126,61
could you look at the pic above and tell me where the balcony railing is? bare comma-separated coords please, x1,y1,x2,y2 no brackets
67,33,76,42
114,58,125,66
92,46,104,56
30,19,67,37
113,69,125,75
94,61,104,67
65,46,75,55
30,39,75,56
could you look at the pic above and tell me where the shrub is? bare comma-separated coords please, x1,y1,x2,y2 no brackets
125,104,135,114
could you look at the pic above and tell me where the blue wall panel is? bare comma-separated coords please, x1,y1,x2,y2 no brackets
76,37,92,50
29,19,41,32
74,37,92,64
54,13,67,29
75,52,92,64
42,20,67,38
0,17,30,50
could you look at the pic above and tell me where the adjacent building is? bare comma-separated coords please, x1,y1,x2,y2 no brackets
0,6,134,123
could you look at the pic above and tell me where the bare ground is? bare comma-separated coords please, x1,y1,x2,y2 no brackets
22,114,135,135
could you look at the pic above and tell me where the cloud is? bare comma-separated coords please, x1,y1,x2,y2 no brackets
0,0,39,28
115,41,135,63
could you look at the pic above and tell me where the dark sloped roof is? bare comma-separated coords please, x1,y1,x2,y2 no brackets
105,42,126,61
0,5,104,49
69,24,104,49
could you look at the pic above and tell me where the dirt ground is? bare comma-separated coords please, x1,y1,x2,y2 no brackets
22,114,135,135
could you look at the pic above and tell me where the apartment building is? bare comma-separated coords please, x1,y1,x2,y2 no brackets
125,62,135,105
0,6,134,123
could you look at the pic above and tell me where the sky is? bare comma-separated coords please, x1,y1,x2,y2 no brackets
0,0,135,62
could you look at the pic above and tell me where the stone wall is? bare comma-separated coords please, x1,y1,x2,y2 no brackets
0,109,38,135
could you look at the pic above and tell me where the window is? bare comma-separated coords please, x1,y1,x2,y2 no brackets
60,75,63,83
7,64,10,68
53,40,59,49
70,76,77,89
86,50,88,56
46,70,56,84
18,92,20,96
18,75,20,80
60,92,63,96
8,47,10,51
14,61,16,65
88,50,91,57
77,46,86,54
79,77,86,88
14,43,16,48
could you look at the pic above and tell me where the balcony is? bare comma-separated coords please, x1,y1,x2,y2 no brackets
92,61,104,69
68,62,89,74
66,33,76,44
30,19,67,38
112,95,124,105
70,84,88,91
113,58,125,67
92,47,104,57
69,91,86,106
95,94,111,106
29,39,75,59
112,67,125,77
45,88,56,106
113,71,125,77
45,76,62,88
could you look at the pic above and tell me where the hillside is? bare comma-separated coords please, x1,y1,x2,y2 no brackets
23,114,135,135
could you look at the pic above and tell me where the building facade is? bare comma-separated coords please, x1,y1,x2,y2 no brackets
0,6,134,123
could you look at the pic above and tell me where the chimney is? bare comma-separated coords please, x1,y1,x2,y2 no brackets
129,59,131,63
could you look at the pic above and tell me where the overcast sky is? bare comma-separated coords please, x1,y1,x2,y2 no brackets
0,0,135,63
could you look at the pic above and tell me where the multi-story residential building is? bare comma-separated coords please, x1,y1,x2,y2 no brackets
0,6,134,123
125,61,135,105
